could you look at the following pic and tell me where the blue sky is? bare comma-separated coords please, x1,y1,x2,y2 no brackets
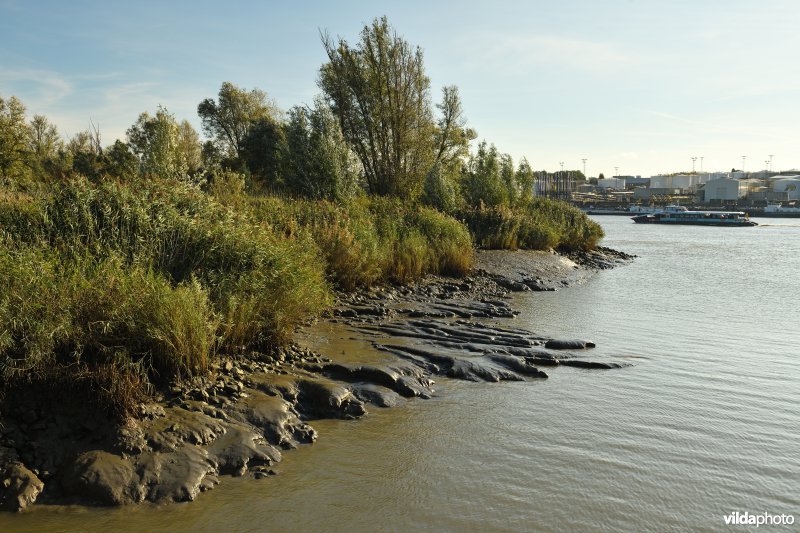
2,0,799,177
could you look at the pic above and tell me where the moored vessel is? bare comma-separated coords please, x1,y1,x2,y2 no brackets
631,207,757,226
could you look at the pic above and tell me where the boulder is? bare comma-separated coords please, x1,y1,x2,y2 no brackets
61,451,135,506
0,462,43,511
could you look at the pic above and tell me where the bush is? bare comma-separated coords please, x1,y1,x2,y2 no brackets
247,196,474,289
0,178,332,415
462,197,603,251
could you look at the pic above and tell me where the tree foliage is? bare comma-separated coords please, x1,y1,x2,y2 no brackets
320,17,433,198
462,141,506,208
240,117,286,187
105,140,138,179
422,163,459,213
515,157,535,205
319,18,474,199
66,125,104,181
283,100,359,200
127,107,191,179
176,119,203,174
459,143,542,209
434,86,475,172
0,95,31,182
197,82,281,162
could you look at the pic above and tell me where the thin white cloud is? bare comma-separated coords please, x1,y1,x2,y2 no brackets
481,33,633,73
646,110,705,127
0,68,73,105
99,81,160,105
645,109,800,144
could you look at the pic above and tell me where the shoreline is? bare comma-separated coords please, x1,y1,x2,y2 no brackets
0,247,633,512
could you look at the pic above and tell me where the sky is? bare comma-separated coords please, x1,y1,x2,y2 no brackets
2,0,799,178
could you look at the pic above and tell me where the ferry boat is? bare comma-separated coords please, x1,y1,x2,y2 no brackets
631,206,757,226
628,204,686,215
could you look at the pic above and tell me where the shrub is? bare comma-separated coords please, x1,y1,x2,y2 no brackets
246,196,474,289
0,178,332,415
461,198,603,251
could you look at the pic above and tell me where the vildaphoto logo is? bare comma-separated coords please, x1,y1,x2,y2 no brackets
723,511,795,527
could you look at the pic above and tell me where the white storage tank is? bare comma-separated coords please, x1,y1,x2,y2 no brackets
704,178,748,202
773,178,800,200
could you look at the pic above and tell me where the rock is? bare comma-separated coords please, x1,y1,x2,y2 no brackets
559,360,623,369
322,363,434,398
0,463,43,511
135,446,217,504
206,424,280,476
297,379,367,420
544,339,596,350
352,384,405,408
61,451,136,506
139,404,166,420
230,390,315,449
116,420,147,455
488,354,549,378
145,408,226,452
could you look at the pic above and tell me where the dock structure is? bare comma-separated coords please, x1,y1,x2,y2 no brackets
535,171,573,201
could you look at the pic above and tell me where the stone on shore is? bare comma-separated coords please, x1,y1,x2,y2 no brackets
1,462,44,511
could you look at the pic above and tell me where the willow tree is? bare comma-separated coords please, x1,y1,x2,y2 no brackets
197,82,281,163
283,99,360,200
127,107,189,179
0,96,31,182
320,17,439,198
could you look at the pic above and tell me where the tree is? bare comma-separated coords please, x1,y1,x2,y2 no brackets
197,82,281,163
514,157,535,205
433,86,475,172
0,95,31,182
461,141,509,208
240,117,285,187
104,140,138,179
176,120,203,174
127,106,188,179
67,124,104,180
319,17,438,198
283,100,359,200
28,115,61,161
422,163,459,213
500,153,517,204
26,114,64,179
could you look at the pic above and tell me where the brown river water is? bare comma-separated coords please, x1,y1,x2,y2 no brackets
2,216,798,532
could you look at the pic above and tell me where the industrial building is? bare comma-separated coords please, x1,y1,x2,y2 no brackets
772,178,800,200
703,178,750,202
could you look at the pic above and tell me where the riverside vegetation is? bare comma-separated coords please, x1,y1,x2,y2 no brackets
0,17,605,510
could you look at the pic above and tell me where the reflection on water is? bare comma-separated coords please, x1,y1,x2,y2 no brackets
2,217,798,532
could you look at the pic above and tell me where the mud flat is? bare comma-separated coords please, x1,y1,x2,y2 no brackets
0,247,632,512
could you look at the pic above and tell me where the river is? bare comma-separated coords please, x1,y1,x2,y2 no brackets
2,216,798,532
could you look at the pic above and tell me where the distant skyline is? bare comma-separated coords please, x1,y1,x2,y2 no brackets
2,0,799,177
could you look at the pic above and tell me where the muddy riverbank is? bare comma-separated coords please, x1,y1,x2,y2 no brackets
0,247,632,512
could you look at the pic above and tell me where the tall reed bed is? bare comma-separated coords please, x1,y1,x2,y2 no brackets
246,196,474,289
462,197,604,251
0,178,330,415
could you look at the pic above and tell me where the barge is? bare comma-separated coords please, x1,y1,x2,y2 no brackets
631,206,757,226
